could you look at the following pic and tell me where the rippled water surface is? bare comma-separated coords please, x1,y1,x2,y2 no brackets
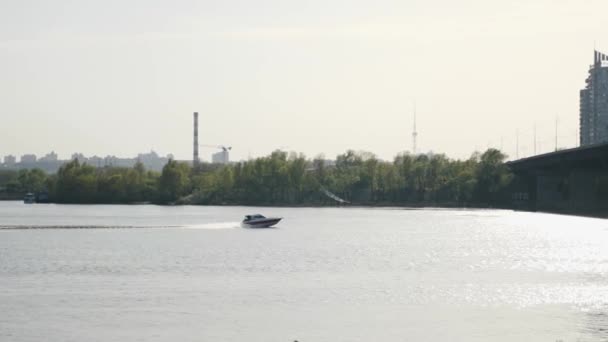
2,202,608,341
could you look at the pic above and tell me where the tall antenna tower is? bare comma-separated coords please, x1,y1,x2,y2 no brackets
193,112,200,166
412,102,418,155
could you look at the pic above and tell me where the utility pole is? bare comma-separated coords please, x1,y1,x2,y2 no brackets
412,101,418,155
516,129,519,159
533,123,537,155
555,115,558,151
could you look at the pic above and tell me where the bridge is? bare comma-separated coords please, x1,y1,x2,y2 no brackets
507,142,608,216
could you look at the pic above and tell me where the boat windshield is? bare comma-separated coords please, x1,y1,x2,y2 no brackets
245,214,266,220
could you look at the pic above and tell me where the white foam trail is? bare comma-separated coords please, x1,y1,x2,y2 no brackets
0,225,151,230
183,222,240,230
0,222,242,230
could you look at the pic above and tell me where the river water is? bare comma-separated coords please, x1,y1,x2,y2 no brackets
1,201,608,341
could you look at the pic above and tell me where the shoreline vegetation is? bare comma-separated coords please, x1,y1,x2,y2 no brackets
0,149,512,208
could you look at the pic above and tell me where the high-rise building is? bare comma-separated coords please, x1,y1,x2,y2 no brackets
20,154,37,164
3,155,16,166
71,153,86,163
39,151,58,162
580,50,608,146
88,156,103,168
4,154,17,166
136,150,170,170
212,150,229,164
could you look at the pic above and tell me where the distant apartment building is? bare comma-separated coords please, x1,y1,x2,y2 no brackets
103,155,120,167
212,150,230,164
20,154,37,164
136,151,171,171
71,153,87,163
39,151,58,162
580,50,608,146
3,155,16,166
88,156,104,168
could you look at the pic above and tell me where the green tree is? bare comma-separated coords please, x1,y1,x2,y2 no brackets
54,160,97,203
159,160,191,203
473,149,512,205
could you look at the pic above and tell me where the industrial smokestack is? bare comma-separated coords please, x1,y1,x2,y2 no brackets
193,112,199,166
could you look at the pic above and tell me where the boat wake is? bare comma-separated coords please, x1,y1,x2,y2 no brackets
0,222,241,230
182,222,240,230
0,225,163,230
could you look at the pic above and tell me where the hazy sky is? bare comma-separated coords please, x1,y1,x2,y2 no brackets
2,0,608,162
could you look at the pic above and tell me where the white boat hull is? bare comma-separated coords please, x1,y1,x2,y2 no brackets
241,218,282,228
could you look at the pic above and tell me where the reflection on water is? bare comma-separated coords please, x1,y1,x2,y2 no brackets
1,202,608,341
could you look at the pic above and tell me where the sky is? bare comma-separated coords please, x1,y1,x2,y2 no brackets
2,0,608,162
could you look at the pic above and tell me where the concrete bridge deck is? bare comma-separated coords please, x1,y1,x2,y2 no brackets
507,142,608,216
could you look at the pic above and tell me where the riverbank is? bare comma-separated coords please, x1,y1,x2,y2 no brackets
0,149,513,208
0,194,22,201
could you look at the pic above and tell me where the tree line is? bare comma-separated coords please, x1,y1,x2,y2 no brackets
0,148,513,207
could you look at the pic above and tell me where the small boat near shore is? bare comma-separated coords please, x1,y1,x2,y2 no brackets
23,193,35,204
241,214,282,228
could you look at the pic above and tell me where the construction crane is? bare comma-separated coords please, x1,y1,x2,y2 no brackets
200,144,232,152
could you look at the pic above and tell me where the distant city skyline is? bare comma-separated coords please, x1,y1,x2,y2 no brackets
0,150,235,164
3,0,608,161
0,150,176,173
0,147,241,172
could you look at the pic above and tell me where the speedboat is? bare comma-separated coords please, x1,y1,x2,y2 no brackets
241,214,282,228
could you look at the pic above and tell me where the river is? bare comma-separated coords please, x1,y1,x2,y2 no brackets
1,201,608,341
